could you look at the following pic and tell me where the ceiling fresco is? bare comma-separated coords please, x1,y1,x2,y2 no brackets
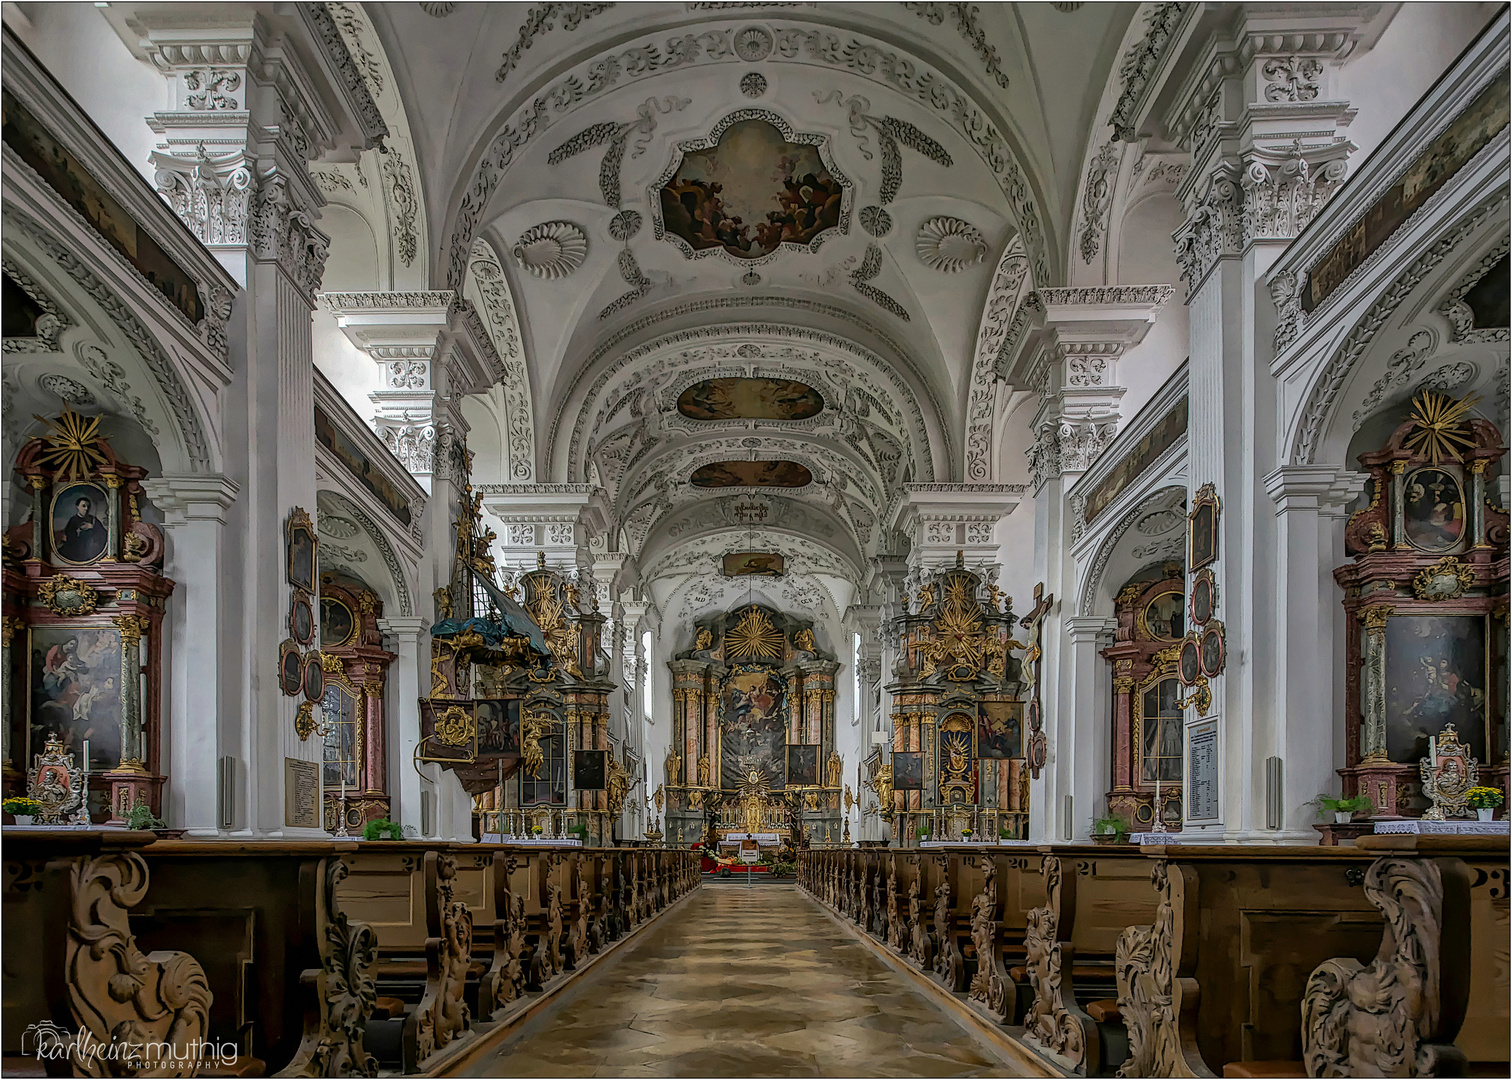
690,460,814,488
656,115,847,261
677,377,825,421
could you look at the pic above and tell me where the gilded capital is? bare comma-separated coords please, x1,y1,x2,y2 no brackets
1358,605,1393,631
112,613,149,644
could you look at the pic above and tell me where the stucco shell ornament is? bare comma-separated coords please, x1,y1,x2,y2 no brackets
513,221,588,279
915,216,987,273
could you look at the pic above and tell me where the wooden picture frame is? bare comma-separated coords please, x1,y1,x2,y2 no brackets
289,592,314,646
49,480,111,565
1178,634,1202,686
302,652,325,703
1188,483,1220,571
1189,569,1216,627
278,639,303,697
286,507,317,593
319,595,356,649
1200,622,1226,678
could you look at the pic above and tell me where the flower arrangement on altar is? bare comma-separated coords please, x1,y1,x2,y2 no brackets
1466,787,1504,820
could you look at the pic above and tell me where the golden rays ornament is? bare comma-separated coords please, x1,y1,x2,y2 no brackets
1403,390,1479,465
726,605,784,659
32,408,110,482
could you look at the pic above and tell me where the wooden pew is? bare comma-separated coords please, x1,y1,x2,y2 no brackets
1115,838,1509,1078
3,829,218,1075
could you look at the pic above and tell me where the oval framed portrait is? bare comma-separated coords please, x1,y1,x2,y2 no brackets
1189,570,1216,627
1200,624,1226,678
303,652,326,703
321,596,356,649
1141,589,1185,641
50,481,111,565
278,639,303,697
289,592,314,646
1178,635,1202,686
1403,467,1465,553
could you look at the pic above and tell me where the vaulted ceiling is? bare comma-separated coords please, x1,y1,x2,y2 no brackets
347,2,1138,595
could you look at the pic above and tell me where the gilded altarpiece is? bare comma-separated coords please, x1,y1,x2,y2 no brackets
665,604,838,846
2,411,173,822
885,558,1028,841
1335,394,1509,817
317,575,395,832
422,489,619,843
1101,565,1187,830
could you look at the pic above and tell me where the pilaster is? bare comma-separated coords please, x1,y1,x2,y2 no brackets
884,484,1022,574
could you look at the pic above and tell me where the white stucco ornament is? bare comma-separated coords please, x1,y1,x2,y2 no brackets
915,216,987,273
513,221,589,279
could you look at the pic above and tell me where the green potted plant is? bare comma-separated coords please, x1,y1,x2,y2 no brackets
125,797,165,831
362,818,404,841
3,797,41,826
1314,794,1374,825
569,823,588,843
998,825,1014,843
1466,786,1505,822
1092,814,1132,845
915,822,931,844
772,860,796,878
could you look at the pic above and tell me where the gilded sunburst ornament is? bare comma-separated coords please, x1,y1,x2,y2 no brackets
32,407,109,482
726,606,784,659
1403,390,1479,465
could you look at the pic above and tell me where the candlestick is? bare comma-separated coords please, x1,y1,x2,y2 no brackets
82,739,90,776
1430,736,1438,768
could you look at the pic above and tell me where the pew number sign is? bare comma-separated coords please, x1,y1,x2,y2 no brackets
1186,720,1220,824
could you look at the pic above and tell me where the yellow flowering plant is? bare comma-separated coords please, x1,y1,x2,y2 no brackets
1465,786,1504,809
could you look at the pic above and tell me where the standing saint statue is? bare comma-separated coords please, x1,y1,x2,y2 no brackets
827,750,843,789
666,748,682,786
697,755,711,787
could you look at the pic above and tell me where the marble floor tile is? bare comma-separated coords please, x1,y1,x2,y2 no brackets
462,884,1033,1077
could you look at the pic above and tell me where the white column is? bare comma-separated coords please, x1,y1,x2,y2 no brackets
1264,466,1360,840
1061,617,1117,840
141,474,240,835
379,616,429,836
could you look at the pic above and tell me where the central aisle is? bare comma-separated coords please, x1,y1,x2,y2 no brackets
460,883,1032,1077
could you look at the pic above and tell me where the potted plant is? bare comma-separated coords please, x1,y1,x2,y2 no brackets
126,797,165,832
772,860,796,878
915,823,931,844
1092,814,1131,845
4,797,41,826
1314,794,1374,825
1466,786,1505,822
362,818,404,841
532,823,544,838
569,823,588,843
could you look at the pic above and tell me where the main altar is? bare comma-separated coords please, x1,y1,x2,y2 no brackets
663,603,842,847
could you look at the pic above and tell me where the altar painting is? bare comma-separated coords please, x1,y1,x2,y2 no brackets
1403,468,1465,552
29,626,121,766
1385,615,1487,763
978,701,1022,759
787,743,818,786
475,698,520,756
720,665,787,790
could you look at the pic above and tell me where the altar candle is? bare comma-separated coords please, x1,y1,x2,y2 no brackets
1430,736,1438,767
82,739,90,775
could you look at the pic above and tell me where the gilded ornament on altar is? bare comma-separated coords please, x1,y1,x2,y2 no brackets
868,763,894,813
843,785,854,813
804,789,819,810
294,701,321,741
726,605,785,659
26,733,90,825
435,705,476,748
794,627,817,653
1402,390,1479,465
520,712,554,777
31,407,110,482
1419,723,1477,820
1411,557,1475,600
666,747,682,785
697,754,711,786
826,750,843,789
39,573,99,616
695,626,713,651
653,784,665,813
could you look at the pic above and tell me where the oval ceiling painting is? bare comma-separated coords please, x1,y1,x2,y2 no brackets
690,460,813,489
677,378,825,422
659,117,845,260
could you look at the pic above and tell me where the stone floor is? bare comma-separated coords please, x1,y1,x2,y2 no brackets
461,882,1031,1077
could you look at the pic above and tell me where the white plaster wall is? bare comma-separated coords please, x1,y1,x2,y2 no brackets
1338,3,1503,164
3,2,165,181
1116,195,1189,427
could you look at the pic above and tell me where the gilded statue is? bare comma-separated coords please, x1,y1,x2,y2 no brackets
826,749,843,789
870,762,895,815
605,755,631,818
697,755,710,787
804,789,819,811
520,713,554,779
695,626,713,652
653,784,665,814
689,789,703,810
794,627,817,653
843,785,854,814
666,748,682,786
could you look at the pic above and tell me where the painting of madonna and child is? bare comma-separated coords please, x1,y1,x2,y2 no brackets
30,627,121,768
1385,615,1490,764
720,666,789,791
660,118,844,260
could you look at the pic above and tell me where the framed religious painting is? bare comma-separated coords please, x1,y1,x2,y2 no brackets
1178,634,1202,686
278,639,303,697
28,625,122,767
1200,622,1226,678
474,698,520,756
893,750,925,790
50,481,111,565
1402,467,1466,553
286,508,317,593
786,743,818,787
1140,590,1185,641
1383,614,1487,763
302,652,325,703
289,592,314,647
1188,483,1220,571
573,749,607,790
977,700,1023,759
1189,569,1217,627
320,595,356,649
